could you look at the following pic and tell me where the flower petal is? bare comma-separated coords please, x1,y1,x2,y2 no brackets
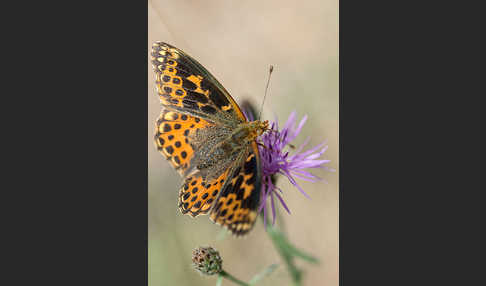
274,191,291,214
283,111,297,131
257,111,333,227
270,191,276,225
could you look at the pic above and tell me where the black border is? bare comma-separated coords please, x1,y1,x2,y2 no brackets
339,1,480,285
5,2,148,284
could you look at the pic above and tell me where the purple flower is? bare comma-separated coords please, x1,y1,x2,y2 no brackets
248,111,333,228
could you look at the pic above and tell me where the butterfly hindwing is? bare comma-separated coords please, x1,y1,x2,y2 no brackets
178,168,231,217
210,142,262,236
155,109,213,175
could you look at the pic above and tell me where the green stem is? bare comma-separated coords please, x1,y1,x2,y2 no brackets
264,216,302,286
219,270,250,286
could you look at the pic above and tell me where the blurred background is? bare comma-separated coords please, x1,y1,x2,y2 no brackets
148,0,338,285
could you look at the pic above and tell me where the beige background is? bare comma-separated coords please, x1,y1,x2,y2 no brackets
148,1,338,285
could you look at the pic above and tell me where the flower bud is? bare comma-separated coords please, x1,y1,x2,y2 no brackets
192,246,222,275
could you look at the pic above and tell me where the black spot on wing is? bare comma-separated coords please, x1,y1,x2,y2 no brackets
210,92,230,109
201,79,231,109
175,68,190,78
241,190,251,208
182,78,197,91
182,99,199,111
243,178,262,210
185,90,208,104
244,155,257,174
223,176,244,200
220,209,227,217
163,124,171,132
236,189,245,201
163,86,172,94
201,105,217,114
170,56,193,73
245,174,256,185
165,146,174,154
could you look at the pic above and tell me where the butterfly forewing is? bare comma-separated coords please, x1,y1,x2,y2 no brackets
151,42,246,124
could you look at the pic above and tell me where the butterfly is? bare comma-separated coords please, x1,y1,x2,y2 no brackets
150,42,269,236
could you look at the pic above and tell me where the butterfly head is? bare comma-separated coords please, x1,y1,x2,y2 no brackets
247,120,269,140
258,120,270,135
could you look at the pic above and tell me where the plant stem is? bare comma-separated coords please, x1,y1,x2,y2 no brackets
219,270,250,286
264,216,302,286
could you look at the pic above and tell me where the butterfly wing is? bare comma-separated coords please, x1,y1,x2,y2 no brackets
210,142,262,236
152,42,246,177
178,168,232,216
151,41,246,125
155,109,213,175
151,42,262,235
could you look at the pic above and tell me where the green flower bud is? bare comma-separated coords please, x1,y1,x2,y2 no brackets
192,246,223,275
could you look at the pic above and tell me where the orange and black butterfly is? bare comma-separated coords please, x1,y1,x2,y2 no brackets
150,42,268,236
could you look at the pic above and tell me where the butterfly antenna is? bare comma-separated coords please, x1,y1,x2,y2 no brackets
258,65,274,121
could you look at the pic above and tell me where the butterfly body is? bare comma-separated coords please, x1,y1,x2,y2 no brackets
193,120,268,180
151,42,268,235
